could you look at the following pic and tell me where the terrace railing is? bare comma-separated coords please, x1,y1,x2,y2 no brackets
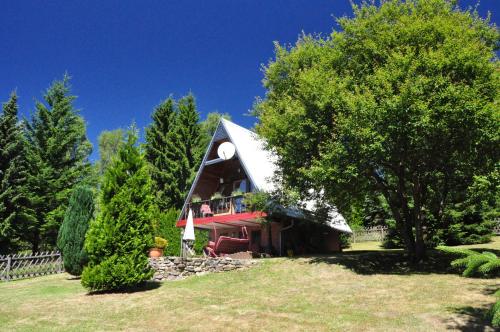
183,195,247,220
0,251,63,282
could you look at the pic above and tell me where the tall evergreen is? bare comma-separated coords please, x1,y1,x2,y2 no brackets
175,94,202,199
0,93,33,254
145,98,184,209
82,130,154,291
25,76,92,252
57,186,94,276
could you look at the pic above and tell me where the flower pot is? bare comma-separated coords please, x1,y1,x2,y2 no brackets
149,248,164,258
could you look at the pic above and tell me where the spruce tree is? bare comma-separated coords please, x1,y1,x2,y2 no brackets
81,130,154,291
57,186,94,276
176,94,202,194
0,93,34,254
25,76,92,252
145,98,184,210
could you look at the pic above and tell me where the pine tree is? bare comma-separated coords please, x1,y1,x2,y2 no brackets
57,186,94,276
81,130,154,291
145,98,185,210
25,76,92,252
0,92,34,254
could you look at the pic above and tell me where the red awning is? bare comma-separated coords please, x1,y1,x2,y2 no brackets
176,211,266,230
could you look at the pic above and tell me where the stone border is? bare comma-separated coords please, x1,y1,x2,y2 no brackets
149,256,257,281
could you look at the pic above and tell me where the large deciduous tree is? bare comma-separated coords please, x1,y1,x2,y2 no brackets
0,93,34,254
57,185,94,276
82,130,154,291
97,128,125,175
26,76,92,252
255,0,499,262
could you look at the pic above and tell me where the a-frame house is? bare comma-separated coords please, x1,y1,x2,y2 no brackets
176,119,351,256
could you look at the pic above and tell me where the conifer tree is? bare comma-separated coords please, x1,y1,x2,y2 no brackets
25,76,92,252
0,93,34,254
81,130,154,291
57,186,94,276
145,98,184,210
175,94,202,199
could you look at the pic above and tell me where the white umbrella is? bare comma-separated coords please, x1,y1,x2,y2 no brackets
183,209,196,241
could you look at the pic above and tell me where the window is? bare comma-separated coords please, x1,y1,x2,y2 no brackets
233,179,248,193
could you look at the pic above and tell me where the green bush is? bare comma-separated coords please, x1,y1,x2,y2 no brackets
243,191,270,212
81,132,154,292
56,186,94,276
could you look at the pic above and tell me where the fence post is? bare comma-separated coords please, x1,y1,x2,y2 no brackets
6,256,11,282
58,252,64,273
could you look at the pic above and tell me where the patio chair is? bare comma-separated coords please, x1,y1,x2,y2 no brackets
200,203,213,217
205,226,249,257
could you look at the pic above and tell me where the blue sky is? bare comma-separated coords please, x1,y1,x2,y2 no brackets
1,1,498,161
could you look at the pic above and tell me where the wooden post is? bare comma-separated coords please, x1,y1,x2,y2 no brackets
6,256,11,282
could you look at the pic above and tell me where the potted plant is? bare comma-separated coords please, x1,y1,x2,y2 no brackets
231,189,243,197
191,194,202,203
210,192,223,200
149,236,168,258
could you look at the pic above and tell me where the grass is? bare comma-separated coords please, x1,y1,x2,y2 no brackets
0,239,499,331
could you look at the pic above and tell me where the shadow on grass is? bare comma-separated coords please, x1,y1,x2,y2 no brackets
304,246,500,276
304,250,457,275
445,305,493,332
86,281,162,296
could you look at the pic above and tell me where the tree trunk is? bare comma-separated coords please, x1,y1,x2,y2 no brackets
412,177,426,262
31,229,40,254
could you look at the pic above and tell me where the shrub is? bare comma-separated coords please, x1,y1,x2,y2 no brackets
56,186,94,276
243,191,270,212
81,132,154,292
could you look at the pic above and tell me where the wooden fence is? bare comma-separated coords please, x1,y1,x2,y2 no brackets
351,226,388,243
0,251,63,282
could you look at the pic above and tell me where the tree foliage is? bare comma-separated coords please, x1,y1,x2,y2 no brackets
438,246,500,278
0,93,34,254
57,186,94,276
97,128,125,175
81,130,154,291
199,111,231,150
145,98,185,210
255,0,499,262
25,76,93,252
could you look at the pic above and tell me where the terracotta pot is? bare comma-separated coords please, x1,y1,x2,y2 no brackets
149,248,164,258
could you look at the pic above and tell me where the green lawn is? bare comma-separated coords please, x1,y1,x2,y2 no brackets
1,239,499,331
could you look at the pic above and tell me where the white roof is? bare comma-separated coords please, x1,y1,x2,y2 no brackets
221,119,277,192
182,118,352,234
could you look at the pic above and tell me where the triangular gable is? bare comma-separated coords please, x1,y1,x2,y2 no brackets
179,119,271,219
